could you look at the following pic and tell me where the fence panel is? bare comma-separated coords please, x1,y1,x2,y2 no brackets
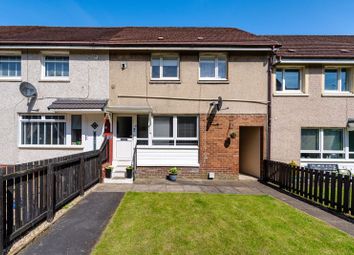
0,138,109,252
263,160,353,218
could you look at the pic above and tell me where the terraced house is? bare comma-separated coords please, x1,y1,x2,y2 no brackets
2,26,354,181
269,35,354,173
105,27,280,181
0,26,278,181
0,27,110,164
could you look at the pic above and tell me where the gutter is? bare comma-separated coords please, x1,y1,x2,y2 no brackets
279,58,354,64
0,45,275,52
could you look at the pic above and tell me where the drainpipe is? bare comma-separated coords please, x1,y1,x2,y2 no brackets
266,47,278,161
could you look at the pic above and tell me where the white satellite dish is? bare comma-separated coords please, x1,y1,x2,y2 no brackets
19,82,37,98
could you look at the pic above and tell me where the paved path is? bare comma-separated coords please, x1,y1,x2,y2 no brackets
20,191,124,255
96,177,354,236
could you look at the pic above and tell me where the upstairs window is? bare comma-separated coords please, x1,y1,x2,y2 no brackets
44,56,69,78
0,56,21,78
199,55,227,80
324,68,350,92
276,68,301,92
151,55,179,80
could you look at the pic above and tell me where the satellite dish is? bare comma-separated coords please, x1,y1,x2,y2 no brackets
19,82,37,98
216,96,223,111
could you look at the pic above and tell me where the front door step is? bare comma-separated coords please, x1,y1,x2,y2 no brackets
104,177,134,184
104,165,134,184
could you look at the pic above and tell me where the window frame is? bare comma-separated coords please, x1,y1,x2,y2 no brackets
71,115,82,145
323,67,351,93
18,114,85,148
0,54,22,81
41,52,70,81
300,128,345,160
19,114,67,146
150,54,180,80
275,67,303,93
198,53,228,81
136,115,149,145
137,115,199,147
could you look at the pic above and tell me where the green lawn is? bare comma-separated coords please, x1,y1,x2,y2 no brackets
93,192,354,255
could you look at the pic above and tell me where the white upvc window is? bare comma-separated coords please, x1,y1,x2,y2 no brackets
147,115,198,147
301,128,345,159
20,115,67,145
151,55,179,80
276,68,302,93
137,115,149,145
0,55,21,79
324,67,351,93
41,54,69,80
199,54,227,80
349,131,354,159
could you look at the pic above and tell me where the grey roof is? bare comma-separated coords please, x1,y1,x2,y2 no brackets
48,99,107,110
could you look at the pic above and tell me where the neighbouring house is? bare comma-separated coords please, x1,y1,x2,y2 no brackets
0,27,110,164
269,35,354,172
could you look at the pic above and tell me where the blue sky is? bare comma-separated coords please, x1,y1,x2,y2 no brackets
1,0,354,35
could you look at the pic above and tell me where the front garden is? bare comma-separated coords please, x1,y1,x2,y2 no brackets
93,192,354,255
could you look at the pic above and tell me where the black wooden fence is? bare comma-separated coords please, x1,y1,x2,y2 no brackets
0,138,109,252
262,160,354,217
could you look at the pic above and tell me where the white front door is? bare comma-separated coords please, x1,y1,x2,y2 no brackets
115,116,133,164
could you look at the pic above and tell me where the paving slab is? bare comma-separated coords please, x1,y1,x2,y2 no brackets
19,192,124,255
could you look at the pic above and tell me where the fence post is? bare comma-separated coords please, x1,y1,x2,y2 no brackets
79,157,84,196
46,164,54,222
0,170,4,254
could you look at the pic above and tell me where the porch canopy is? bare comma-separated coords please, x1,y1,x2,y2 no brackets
48,99,108,113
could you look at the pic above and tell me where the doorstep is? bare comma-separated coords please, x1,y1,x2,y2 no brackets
104,178,134,184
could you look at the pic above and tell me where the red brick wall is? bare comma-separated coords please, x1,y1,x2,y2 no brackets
136,114,267,179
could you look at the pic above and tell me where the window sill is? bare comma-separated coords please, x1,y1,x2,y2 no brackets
273,92,309,97
0,77,22,82
18,145,84,149
198,80,229,84
39,78,70,83
149,80,181,84
322,92,354,97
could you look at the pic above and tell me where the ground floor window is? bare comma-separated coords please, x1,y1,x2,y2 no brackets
136,115,198,146
20,115,66,145
71,115,82,145
301,128,348,159
20,114,85,146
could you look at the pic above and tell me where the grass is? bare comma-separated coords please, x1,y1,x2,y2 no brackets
93,192,354,255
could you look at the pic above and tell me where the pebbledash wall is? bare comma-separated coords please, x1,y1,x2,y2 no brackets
0,50,109,164
109,52,270,179
271,65,354,168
